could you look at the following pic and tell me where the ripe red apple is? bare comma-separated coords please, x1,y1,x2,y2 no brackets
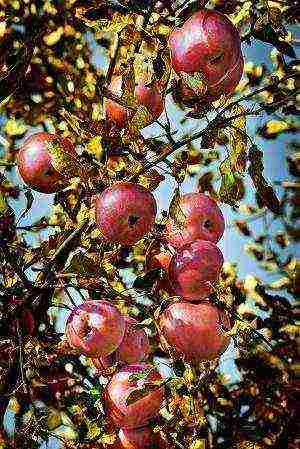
174,52,243,105
119,426,165,449
169,240,224,301
105,363,165,429
95,182,157,246
165,193,225,249
159,302,231,362
95,316,150,369
116,316,150,364
17,132,76,193
106,76,164,129
66,300,125,357
169,9,243,103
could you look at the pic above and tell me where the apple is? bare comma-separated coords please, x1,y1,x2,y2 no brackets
95,182,157,246
169,240,224,301
17,132,76,193
106,76,164,129
159,301,231,362
169,9,243,103
119,426,166,449
66,300,125,357
165,193,225,249
105,363,165,429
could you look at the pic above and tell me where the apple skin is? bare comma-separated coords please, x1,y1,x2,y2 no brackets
17,132,76,193
66,300,125,358
169,240,224,301
159,301,231,362
95,182,157,246
165,193,225,249
106,76,164,129
105,363,165,429
169,9,242,85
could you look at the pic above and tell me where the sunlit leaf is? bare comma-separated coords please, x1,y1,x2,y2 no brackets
169,187,186,226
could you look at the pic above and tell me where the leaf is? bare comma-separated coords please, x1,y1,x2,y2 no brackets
46,138,91,181
180,71,208,97
65,252,102,276
133,268,162,290
4,119,28,137
125,382,163,406
76,8,135,33
189,439,206,449
128,105,152,134
86,135,104,159
138,169,165,191
17,190,34,224
248,146,281,214
169,187,186,226
129,367,154,383
229,105,248,173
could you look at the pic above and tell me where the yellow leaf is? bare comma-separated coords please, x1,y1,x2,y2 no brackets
8,397,21,414
138,169,165,191
86,421,102,440
46,138,90,180
264,120,292,136
4,118,28,136
44,27,64,46
189,439,206,449
86,135,104,159
100,433,117,445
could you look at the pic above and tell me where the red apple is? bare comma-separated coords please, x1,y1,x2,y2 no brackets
169,9,243,103
95,182,157,246
106,76,164,129
96,316,150,369
165,193,225,249
159,302,231,362
119,426,165,449
174,52,243,105
105,363,165,429
66,300,125,357
169,240,224,301
145,241,174,295
17,132,76,193
116,316,150,364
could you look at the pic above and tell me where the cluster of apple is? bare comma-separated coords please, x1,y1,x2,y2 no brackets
66,302,165,449
63,181,229,449
14,7,243,448
106,8,243,124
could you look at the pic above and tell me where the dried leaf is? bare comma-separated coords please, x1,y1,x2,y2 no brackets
125,382,163,406
138,169,165,191
169,187,186,226
128,105,152,134
17,189,34,224
229,105,248,173
46,138,91,181
248,146,281,214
